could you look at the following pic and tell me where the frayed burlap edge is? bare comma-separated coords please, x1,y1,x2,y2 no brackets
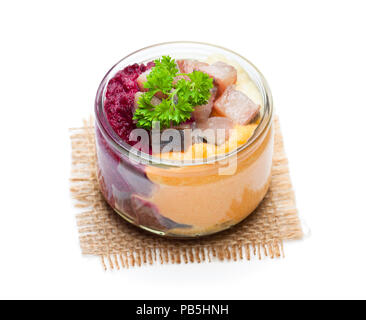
70,116,303,270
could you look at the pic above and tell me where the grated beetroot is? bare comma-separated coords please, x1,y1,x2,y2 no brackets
104,62,154,144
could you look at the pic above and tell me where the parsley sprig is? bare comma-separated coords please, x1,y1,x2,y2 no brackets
133,56,213,130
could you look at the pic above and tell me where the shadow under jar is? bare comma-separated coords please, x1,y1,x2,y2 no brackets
95,42,274,238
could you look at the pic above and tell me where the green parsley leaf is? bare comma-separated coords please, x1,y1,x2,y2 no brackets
133,56,213,130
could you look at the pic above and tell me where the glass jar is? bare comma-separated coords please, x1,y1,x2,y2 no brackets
95,42,274,238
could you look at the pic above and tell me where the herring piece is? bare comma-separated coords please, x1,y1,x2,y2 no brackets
198,61,237,96
176,59,209,74
194,117,234,146
213,85,260,125
152,128,193,153
173,61,190,84
192,87,217,123
172,120,194,130
136,69,150,92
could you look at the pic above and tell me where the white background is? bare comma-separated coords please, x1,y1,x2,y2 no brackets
0,0,365,300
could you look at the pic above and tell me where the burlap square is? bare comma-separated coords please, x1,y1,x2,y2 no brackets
70,116,303,270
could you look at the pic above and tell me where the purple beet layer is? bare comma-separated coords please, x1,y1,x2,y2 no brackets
96,63,191,231
104,62,154,145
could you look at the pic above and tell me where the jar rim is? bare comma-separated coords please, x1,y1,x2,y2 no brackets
95,41,273,167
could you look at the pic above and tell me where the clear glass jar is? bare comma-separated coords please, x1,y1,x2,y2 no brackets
95,42,274,238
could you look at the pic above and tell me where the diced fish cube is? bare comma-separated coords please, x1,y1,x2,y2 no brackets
213,85,260,125
176,59,209,74
136,69,150,92
172,120,194,130
192,87,217,123
152,128,193,152
199,61,237,96
194,116,234,145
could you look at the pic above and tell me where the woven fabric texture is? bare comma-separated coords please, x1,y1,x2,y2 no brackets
70,117,303,270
